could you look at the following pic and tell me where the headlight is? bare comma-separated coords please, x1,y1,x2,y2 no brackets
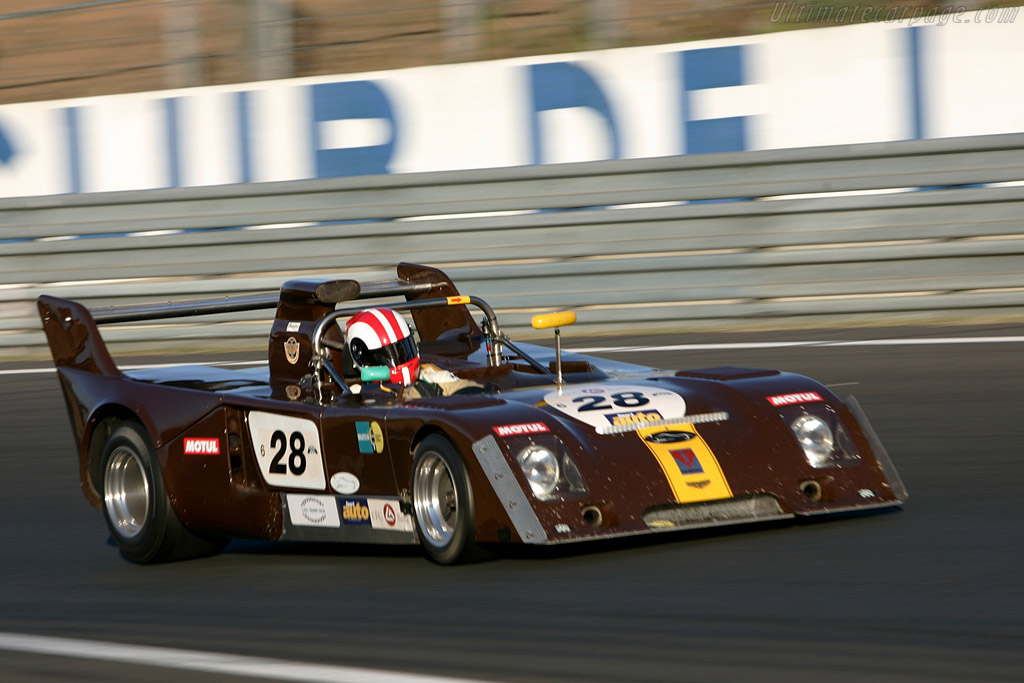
516,445,560,499
790,414,834,468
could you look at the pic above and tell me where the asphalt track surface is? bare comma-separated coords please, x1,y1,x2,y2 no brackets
2,324,1023,682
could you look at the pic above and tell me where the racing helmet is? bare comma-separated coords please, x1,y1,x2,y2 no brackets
345,308,420,385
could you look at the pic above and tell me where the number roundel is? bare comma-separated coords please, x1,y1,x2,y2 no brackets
248,412,325,490
544,384,687,432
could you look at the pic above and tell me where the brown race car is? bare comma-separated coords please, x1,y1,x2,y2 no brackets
38,263,906,564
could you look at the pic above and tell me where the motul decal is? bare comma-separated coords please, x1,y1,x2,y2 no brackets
184,438,220,455
493,422,550,437
766,391,824,407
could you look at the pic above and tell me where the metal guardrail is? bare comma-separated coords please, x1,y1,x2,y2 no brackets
3,132,1024,356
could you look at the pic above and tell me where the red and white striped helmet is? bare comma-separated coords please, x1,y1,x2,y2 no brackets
345,308,419,385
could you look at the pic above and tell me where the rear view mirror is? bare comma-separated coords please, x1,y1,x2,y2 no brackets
531,311,576,330
530,311,577,385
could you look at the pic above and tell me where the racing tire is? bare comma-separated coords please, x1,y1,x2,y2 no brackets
100,421,226,563
411,435,480,565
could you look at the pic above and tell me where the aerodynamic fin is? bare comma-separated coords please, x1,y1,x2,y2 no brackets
37,295,121,377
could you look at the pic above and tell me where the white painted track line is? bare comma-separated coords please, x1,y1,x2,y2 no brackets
0,632,490,683
571,336,1024,353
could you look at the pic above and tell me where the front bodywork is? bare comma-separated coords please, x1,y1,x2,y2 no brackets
37,264,905,553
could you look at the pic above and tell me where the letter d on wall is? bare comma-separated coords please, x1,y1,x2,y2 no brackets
528,62,621,164
311,81,398,177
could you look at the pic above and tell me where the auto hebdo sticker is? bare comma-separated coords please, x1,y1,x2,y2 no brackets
544,384,686,432
247,411,326,490
637,424,732,505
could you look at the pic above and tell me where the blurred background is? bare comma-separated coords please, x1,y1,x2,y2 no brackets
2,0,1019,104
2,1,1023,356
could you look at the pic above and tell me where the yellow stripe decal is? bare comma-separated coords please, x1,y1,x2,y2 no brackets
638,425,732,504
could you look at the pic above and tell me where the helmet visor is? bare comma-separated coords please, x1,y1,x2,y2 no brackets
356,336,418,369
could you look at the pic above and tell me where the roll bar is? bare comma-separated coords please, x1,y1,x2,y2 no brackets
310,295,528,395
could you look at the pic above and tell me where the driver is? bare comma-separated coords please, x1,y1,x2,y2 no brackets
345,308,481,397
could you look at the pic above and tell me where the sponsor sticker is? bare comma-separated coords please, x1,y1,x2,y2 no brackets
286,494,341,528
671,448,705,476
356,421,384,454
606,410,663,426
638,424,732,505
340,498,371,525
286,321,301,333
368,498,415,532
493,422,550,437
766,391,824,407
330,472,360,495
184,438,220,455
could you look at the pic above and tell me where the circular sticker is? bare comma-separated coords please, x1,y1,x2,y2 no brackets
370,422,384,453
330,472,360,495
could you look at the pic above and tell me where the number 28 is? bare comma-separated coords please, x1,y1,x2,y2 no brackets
260,429,307,475
572,391,650,412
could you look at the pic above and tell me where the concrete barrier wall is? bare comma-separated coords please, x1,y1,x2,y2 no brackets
3,133,1023,356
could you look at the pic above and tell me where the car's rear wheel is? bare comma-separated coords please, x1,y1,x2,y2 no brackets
411,435,478,564
100,421,226,563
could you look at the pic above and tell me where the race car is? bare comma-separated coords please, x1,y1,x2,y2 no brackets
37,263,906,564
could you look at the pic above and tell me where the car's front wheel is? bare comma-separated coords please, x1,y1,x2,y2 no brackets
100,421,225,563
411,435,479,564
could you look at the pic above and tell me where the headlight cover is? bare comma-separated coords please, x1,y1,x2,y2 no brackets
780,404,861,469
517,445,560,498
791,414,834,467
512,438,588,501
